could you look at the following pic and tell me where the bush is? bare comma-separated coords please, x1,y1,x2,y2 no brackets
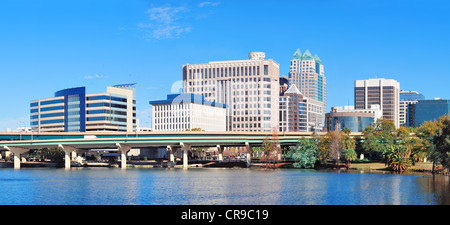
287,138,318,168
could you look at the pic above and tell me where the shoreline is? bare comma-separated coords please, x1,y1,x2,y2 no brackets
0,160,446,176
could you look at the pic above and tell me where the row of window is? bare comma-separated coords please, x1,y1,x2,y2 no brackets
87,117,130,123
232,103,271,109
87,95,128,103
30,106,64,114
185,65,269,80
87,103,136,110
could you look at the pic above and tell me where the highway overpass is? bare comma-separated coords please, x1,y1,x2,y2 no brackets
0,131,363,169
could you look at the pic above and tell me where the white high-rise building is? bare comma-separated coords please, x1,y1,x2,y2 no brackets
354,78,400,128
182,52,280,132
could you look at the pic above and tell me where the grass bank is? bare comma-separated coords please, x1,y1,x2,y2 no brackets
349,162,437,173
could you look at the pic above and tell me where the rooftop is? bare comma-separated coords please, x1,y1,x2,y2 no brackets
149,93,227,108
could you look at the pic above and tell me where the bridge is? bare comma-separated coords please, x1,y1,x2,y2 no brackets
0,131,363,169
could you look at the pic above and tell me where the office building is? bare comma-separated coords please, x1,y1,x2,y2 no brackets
182,52,280,132
409,99,450,127
279,84,324,132
30,84,136,132
150,93,227,131
399,90,425,127
354,78,400,128
325,105,381,132
288,49,326,108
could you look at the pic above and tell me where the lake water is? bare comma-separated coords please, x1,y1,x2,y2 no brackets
0,167,449,205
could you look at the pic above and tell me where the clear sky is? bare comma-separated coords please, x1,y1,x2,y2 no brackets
0,0,449,131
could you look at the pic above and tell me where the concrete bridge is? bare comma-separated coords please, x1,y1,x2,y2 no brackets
0,131,363,169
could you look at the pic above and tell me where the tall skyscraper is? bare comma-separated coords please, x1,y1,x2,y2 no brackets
182,52,280,132
354,78,400,128
30,84,136,132
288,49,326,108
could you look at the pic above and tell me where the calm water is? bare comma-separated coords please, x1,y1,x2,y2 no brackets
0,167,449,205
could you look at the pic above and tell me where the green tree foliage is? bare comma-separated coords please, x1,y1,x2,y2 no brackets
342,148,357,167
287,138,318,168
383,144,413,172
342,128,352,135
414,116,447,172
28,148,64,162
434,115,450,171
362,118,396,159
313,130,356,166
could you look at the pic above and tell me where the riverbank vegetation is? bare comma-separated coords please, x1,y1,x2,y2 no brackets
285,115,450,174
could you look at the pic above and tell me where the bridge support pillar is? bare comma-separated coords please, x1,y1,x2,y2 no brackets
276,143,282,161
167,145,174,168
4,146,28,169
58,144,78,169
117,143,131,169
216,145,223,162
245,142,251,168
180,142,190,169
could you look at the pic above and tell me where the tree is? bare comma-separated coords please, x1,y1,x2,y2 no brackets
317,133,331,165
396,126,410,139
328,130,343,165
29,148,64,163
384,144,412,172
342,131,356,151
362,118,396,159
342,127,352,135
261,137,277,168
287,138,318,168
341,131,356,168
342,149,357,168
415,117,444,173
434,115,450,173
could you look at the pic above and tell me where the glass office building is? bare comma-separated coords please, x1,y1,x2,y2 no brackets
399,90,425,127
30,84,136,132
325,105,380,132
410,99,450,127
326,115,374,133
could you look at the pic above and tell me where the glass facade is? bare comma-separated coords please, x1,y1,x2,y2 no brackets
30,84,136,132
55,87,86,132
400,92,425,101
327,116,374,132
413,99,450,127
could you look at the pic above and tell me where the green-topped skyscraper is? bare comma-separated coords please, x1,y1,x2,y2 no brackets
286,48,327,131
289,49,326,107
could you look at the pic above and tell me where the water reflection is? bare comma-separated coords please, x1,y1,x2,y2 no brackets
0,168,449,205
416,175,450,205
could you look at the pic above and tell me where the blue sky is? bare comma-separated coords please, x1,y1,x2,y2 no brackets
0,0,449,130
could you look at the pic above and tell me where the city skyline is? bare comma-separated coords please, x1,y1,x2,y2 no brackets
1,0,449,131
